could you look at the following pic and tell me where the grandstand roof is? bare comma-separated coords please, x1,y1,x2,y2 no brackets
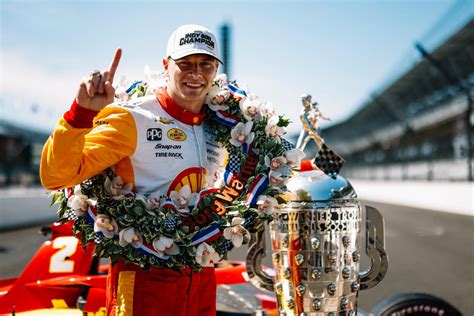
0,120,49,143
323,18,474,154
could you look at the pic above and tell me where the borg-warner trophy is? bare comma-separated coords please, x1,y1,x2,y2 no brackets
246,94,389,315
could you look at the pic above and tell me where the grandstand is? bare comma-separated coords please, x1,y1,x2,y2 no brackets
0,120,48,186
323,1,474,181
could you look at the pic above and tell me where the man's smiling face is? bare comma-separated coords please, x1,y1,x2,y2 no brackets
164,54,218,111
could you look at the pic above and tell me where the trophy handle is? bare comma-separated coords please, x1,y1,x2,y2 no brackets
245,229,274,292
360,205,389,290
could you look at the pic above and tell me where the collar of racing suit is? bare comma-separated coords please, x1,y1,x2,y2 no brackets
156,88,206,126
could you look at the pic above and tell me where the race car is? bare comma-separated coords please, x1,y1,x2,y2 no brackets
0,221,277,316
0,222,462,316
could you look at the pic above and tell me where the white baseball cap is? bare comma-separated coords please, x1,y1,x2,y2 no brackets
166,24,223,63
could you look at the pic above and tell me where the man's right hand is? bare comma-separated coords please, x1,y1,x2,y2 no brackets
75,48,122,111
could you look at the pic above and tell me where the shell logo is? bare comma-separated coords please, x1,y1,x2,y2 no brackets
167,128,187,141
167,167,207,195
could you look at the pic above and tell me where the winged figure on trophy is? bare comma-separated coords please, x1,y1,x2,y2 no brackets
246,93,389,315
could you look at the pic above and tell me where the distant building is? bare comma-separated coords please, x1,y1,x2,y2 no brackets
322,13,474,181
0,120,49,186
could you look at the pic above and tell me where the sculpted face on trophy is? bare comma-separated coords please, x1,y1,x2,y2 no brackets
246,93,389,315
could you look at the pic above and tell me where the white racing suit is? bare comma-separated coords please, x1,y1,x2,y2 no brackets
40,88,226,316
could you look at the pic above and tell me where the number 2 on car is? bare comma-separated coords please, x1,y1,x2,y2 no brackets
49,236,79,273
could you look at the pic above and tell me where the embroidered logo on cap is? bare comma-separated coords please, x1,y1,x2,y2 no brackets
179,31,215,48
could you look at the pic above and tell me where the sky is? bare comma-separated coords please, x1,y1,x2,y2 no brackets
0,0,462,135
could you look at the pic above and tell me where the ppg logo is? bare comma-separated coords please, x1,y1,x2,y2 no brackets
147,128,162,141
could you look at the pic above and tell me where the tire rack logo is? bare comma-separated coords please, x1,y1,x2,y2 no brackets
147,128,162,141
167,128,187,141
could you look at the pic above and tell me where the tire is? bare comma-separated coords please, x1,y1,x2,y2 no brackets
371,292,462,316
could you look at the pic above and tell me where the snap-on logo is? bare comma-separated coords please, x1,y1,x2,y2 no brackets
167,128,187,141
147,128,162,141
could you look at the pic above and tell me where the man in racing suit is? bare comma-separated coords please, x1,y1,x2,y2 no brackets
40,24,225,316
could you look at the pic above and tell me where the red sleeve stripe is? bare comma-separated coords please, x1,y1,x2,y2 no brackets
63,99,99,128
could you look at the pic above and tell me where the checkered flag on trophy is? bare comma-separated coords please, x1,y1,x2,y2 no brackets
313,142,345,178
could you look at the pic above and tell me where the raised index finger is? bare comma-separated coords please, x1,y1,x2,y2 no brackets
108,48,122,84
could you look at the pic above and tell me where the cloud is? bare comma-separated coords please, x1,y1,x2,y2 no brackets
0,49,353,137
0,50,156,132
1,50,79,131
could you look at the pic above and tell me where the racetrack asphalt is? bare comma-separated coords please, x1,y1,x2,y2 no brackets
228,200,474,314
1,200,472,314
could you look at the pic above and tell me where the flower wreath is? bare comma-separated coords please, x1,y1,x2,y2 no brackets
51,73,304,271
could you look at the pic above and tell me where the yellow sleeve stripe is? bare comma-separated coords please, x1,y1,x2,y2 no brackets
40,106,137,190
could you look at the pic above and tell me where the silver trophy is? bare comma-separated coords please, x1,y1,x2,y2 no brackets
246,94,388,315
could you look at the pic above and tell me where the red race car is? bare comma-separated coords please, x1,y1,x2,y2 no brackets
0,221,277,316
0,222,462,316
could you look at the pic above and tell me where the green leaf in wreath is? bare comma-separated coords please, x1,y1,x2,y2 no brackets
276,196,287,204
278,115,291,127
110,254,121,264
57,203,68,219
133,205,145,216
246,176,255,184
264,140,276,152
202,196,212,207
50,191,65,207
186,246,197,257
124,214,135,222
